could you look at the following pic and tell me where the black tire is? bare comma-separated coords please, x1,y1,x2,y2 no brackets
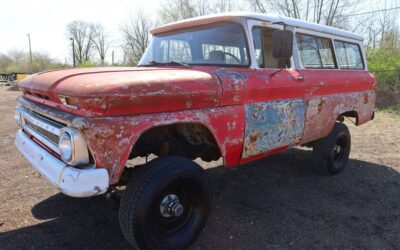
312,123,351,175
119,156,211,250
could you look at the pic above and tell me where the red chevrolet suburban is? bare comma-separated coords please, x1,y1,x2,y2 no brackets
15,12,375,249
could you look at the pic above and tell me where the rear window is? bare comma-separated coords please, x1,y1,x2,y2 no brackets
296,33,337,69
334,41,364,69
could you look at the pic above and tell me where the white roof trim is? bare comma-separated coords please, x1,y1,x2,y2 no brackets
151,11,363,42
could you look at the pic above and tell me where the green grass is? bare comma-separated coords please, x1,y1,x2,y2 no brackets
377,105,400,116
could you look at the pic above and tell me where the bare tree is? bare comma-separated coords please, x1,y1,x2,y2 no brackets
158,0,249,24
6,50,29,72
375,0,400,49
212,0,247,12
91,23,112,66
66,20,94,64
194,0,210,15
159,0,199,23
121,10,153,65
249,0,362,28
0,50,64,73
31,52,65,72
0,53,13,73
351,0,400,50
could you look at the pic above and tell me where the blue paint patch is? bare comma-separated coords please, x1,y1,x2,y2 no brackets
212,69,249,81
242,99,305,158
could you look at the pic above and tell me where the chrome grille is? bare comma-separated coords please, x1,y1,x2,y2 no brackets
19,107,64,153
25,119,60,144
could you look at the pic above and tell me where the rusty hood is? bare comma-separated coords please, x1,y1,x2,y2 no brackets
18,67,222,116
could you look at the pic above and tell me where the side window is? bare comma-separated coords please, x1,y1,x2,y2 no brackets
296,34,337,69
317,39,336,68
251,26,283,68
296,34,321,68
334,41,364,69
252,27,264,67
160,40,192,63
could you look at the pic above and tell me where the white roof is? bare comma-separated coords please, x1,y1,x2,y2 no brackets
151,12,363,41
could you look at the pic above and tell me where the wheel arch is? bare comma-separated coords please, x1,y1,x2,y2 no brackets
129,121,223,162
321,109,358,143
337,110,359,125
113,121,226,183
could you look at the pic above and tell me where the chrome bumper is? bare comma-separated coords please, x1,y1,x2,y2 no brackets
15,129,109,197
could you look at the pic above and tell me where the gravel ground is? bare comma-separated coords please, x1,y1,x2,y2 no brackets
0,85,399,249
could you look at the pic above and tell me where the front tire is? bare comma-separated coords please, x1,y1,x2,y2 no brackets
312,123,351,175
119,156,211,250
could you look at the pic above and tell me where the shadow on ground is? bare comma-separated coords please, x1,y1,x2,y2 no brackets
6,84,19,91
1,148,400,249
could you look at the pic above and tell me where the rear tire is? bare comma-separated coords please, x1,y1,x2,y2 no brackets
312,123,351,175
119,156,211,250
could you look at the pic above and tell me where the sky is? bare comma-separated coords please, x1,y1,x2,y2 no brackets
0,0,162,63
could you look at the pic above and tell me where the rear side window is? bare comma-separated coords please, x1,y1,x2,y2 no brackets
296,34,336,69
334,41,364,69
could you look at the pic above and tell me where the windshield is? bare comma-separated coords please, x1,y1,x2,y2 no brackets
139,23,250,67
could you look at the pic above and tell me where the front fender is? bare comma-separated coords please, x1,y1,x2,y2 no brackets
73,106,245,184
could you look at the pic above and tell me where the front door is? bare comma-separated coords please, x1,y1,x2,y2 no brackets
241,24,307,159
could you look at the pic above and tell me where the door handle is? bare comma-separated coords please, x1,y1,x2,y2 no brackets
319,81,327,86
293,74,304,81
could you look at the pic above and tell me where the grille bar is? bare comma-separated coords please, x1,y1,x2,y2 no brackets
25,119,60,144
20,107,63,153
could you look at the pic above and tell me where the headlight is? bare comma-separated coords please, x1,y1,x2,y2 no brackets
59,132,73,162
14,106,21,127
58,127,89,166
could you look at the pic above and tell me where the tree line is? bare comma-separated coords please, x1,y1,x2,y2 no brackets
0,50,66,74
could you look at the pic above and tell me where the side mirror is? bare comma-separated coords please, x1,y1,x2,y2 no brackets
272,30,293,60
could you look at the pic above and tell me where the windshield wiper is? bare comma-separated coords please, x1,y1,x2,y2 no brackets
140,60,189,67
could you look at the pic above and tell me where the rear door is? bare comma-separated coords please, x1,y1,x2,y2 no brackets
294,31,340,142
295,30,369,143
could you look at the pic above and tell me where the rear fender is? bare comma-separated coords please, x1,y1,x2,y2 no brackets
301,90,375,143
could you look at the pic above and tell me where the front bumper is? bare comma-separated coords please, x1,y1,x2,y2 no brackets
15,129,109,197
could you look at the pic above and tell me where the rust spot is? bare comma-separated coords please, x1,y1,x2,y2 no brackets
318,100,325,113
301,90,375,144
364,93,369,104
250,130,260,142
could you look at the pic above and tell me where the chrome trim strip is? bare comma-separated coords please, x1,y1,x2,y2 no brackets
20,107,62,136
17,97,75,125
22,124,60,154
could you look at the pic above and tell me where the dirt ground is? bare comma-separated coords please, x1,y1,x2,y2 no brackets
0,85,399,249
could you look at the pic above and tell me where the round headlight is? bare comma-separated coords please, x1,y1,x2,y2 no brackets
59,132,73,162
